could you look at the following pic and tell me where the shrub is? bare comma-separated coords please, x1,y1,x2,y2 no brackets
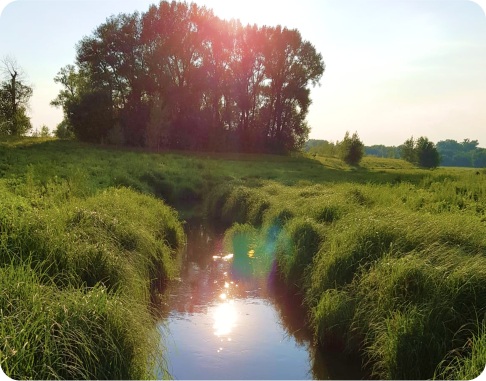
338,131,364,165
401,136,441,168
53,120,74,139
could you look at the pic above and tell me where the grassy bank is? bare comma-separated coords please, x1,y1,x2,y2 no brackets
212,173,486,379
1,137,485,379
0,138,185,379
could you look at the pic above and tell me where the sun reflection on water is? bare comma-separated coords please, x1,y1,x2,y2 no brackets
213,301,236,337
212,253,239,351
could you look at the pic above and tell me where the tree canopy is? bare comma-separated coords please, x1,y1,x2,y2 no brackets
52,1,325,153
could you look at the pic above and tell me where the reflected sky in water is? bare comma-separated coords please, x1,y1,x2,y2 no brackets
157,220,362,380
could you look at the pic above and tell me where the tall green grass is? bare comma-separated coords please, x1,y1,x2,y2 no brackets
209,174,486,380
2,137,486,379
0,263,162,379
0,142,185,379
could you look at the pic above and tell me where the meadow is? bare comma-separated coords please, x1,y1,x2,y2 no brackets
1,137,485,379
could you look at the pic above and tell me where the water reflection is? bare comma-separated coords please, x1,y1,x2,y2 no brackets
157,219,363,380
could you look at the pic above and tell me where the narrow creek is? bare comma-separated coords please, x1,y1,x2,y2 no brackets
156,217,363,380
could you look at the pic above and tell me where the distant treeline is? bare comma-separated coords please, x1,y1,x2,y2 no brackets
436,139,486,167
52,1,325,153
306,138,486,168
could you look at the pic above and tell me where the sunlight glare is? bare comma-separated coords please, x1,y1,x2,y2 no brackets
213,302,237,337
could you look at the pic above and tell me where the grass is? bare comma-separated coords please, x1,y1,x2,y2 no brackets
206,165,486,379
1,136,486,379
0,138,185,379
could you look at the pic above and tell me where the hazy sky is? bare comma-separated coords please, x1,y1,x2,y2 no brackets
0,0,485,146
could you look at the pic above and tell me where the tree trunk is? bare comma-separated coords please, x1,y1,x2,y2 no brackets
11,71,17,135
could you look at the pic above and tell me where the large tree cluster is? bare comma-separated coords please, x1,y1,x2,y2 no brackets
52,1,325,153
436,139,486,168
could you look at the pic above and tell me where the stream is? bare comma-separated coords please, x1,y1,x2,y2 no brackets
156,218,363,380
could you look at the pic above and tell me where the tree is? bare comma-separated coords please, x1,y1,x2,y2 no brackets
436,138,483,168
146,96,170,150
0,56,33,135
473,149,486,168
262,26,324,152
401,137,416,163
401,136,440,168
338,131,364,165
308,140,338,157
40,125,51,137
415,136,440,168
50,65,81,110
461,138,479,152
66,89,113,143
50,65,82,139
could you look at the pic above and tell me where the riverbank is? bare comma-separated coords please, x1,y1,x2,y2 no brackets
0,140,185,379
212,177,486,380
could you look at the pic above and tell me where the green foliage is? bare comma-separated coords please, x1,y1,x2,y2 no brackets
401,136,416,163
106,122,125,146
435,320,486,380
0,106,32,136
0,264,159,380
307,139,338,157
401,136,441,168
275,217,323,287
437,138,486,168
416,136,441,168
1,137,486,380
338,131,364,165
40,124,51,137
0,147,185,379
365,144,401,159
53,120,74,139
67,89,114,143
0,57,33,136
146,98,169,150
53,2,324,152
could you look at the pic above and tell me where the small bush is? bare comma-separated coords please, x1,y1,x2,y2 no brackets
338,131,364,165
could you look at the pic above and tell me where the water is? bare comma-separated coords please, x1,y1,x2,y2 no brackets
156,219,363,380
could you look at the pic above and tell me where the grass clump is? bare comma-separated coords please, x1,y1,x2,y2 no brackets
0,263,163,380
1,188,184,294
435,320,486,380
275,217,323,288
311,289,355,350
0,173,184,379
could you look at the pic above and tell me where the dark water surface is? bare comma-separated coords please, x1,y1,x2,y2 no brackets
156,219,363,380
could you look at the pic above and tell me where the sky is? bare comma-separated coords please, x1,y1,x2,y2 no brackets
0,0,485,146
